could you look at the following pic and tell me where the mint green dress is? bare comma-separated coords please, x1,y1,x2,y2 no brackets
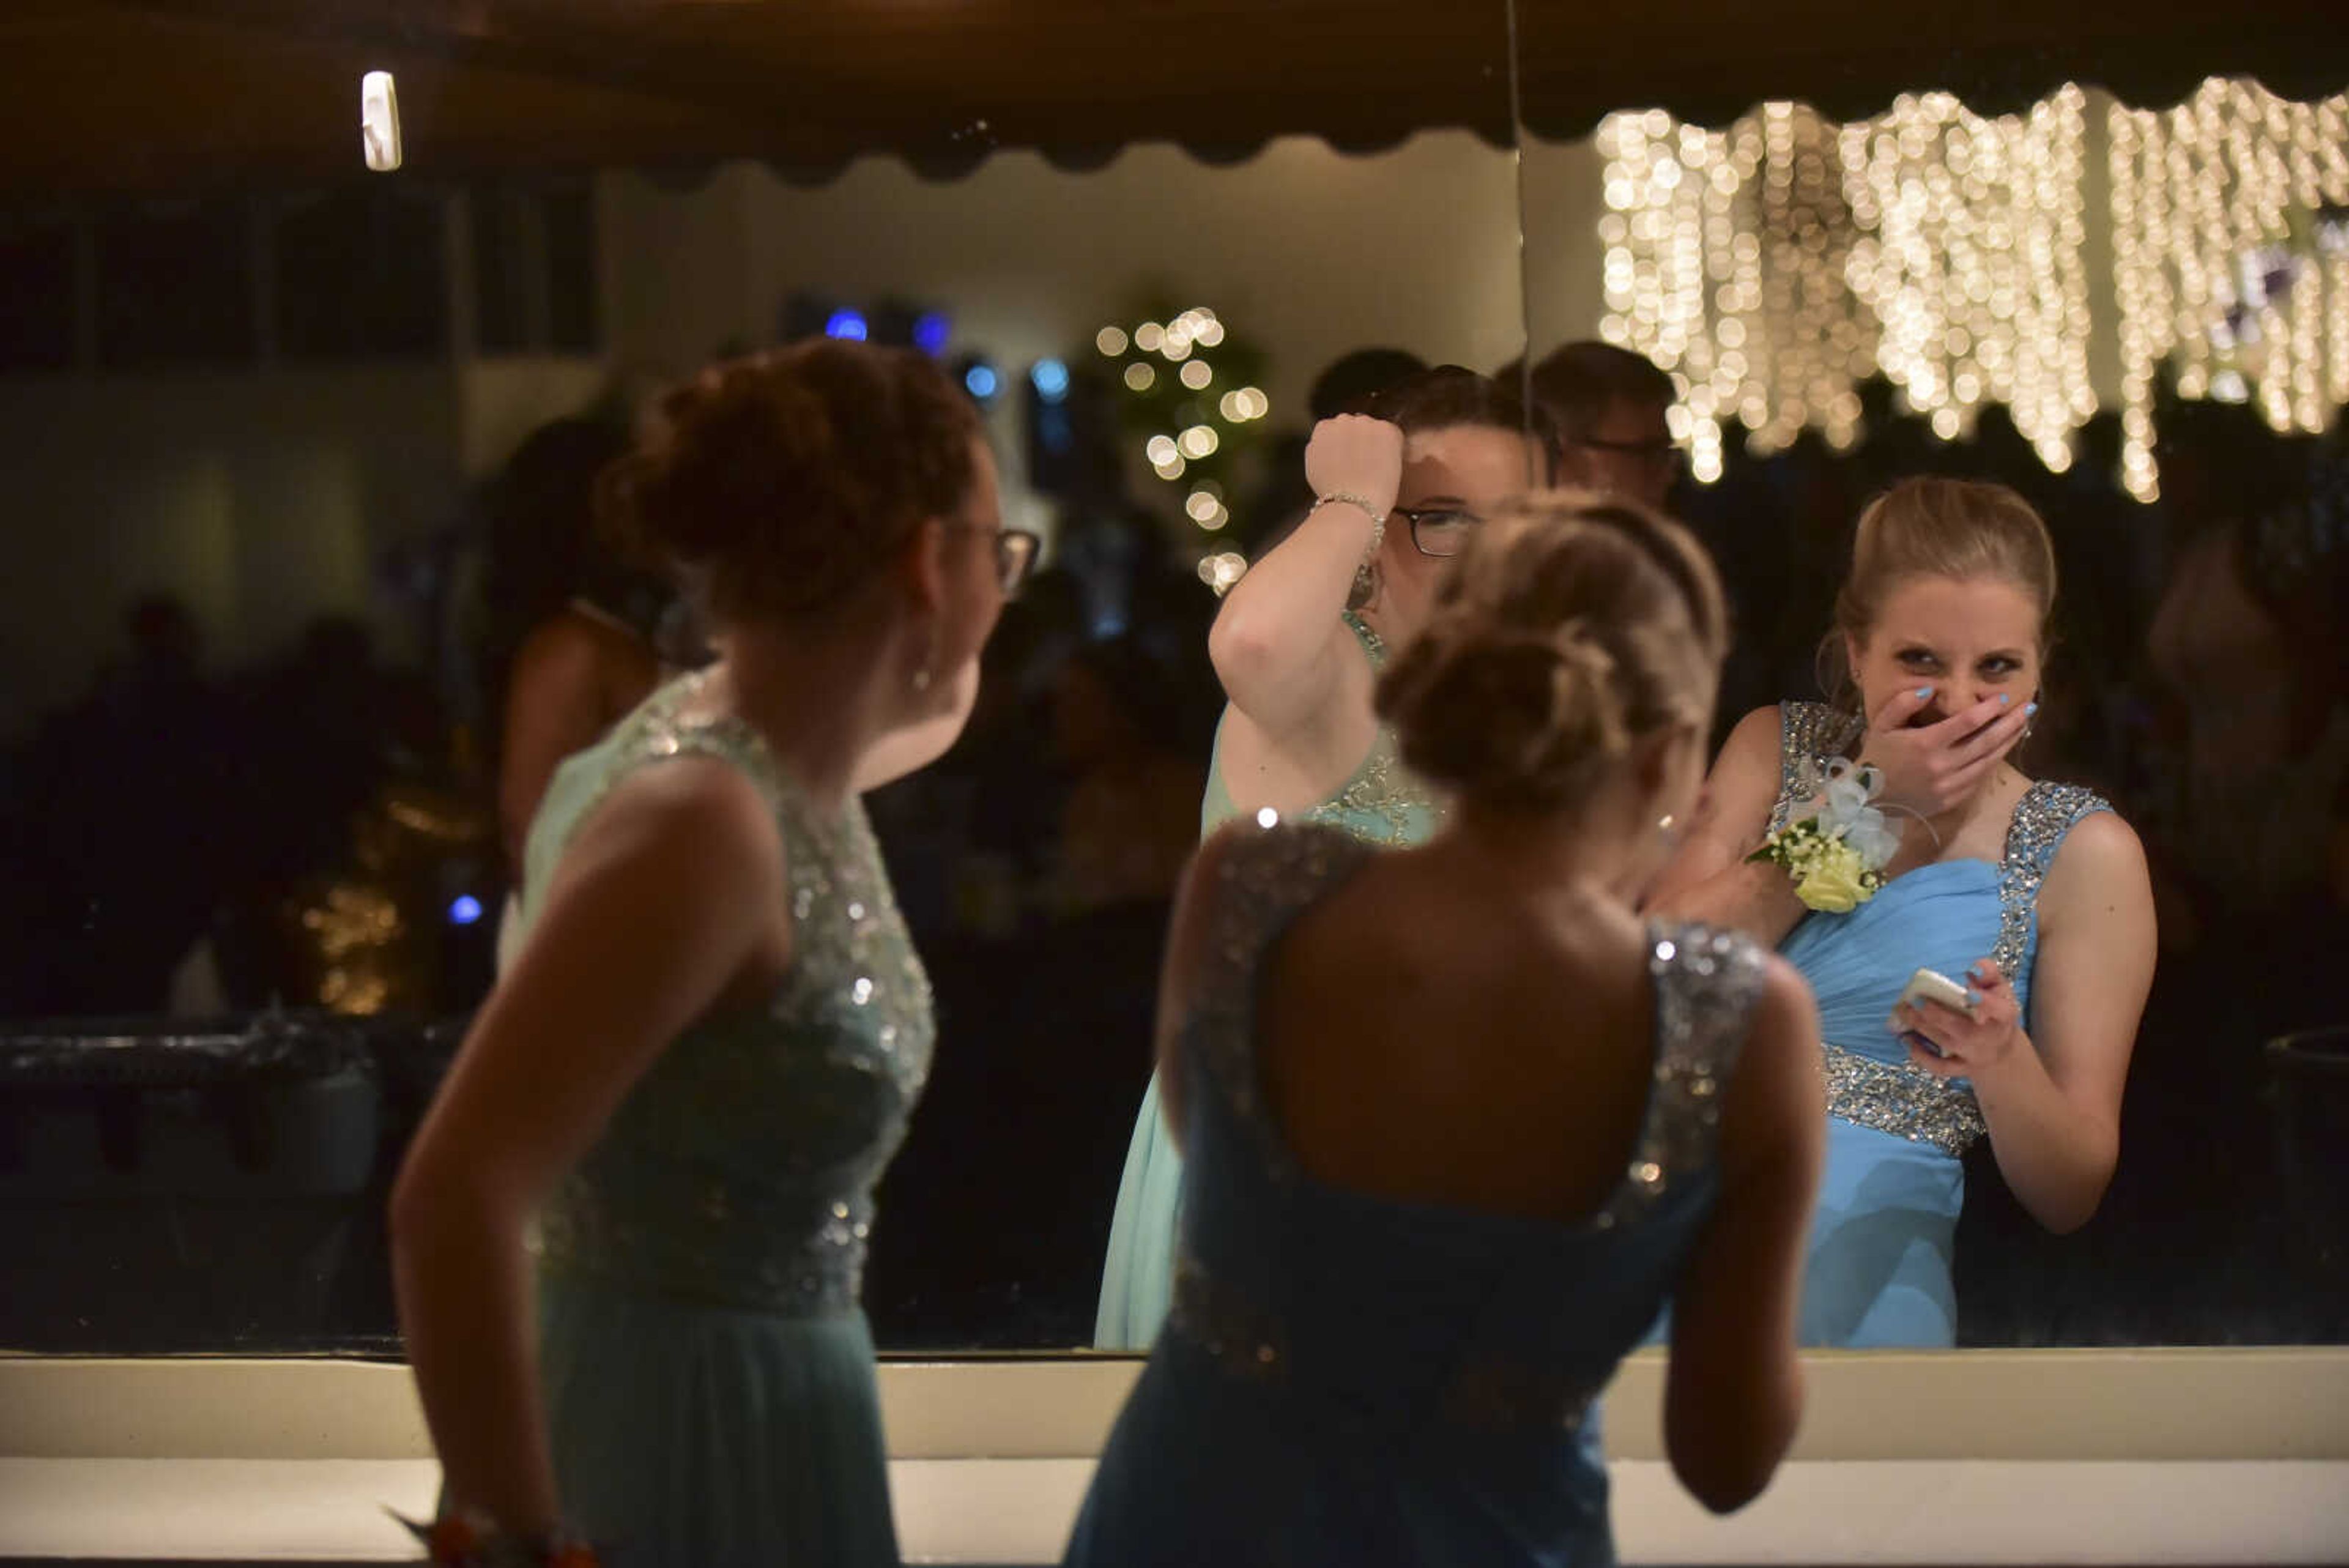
505,674,932,1566
1094,613,1442,1350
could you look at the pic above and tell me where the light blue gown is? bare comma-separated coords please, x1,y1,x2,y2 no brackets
503,674,932,1566
1094,612,1442,1351
1770,701,2110,1347
1064,823,1771,1567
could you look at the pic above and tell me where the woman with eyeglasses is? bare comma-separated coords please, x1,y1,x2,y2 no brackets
1095,366,1552,1351
392,340,1037,1568
1064,496,1822,1567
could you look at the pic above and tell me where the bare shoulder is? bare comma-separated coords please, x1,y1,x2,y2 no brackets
1754,950,1820,1053
2039,806,2151,913
510,612,608,683
1721,949,1825,1164
1701,705,1791,823
1720,704,1787,770
565,754,782,894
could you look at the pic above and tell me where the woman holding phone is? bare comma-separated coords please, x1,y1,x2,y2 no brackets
1645,476,2156,1347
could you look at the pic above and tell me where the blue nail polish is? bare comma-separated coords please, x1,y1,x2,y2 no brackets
2025,700,2040,716
1915,687,1932,699
2000,693,2011,705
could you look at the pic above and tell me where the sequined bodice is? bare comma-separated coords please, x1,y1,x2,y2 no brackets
1200,612,1445,848
1772,701,2109,1157
1163,823,1766,1436
513,676,934,1314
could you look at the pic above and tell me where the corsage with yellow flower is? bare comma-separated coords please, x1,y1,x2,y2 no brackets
1747,757,1903,913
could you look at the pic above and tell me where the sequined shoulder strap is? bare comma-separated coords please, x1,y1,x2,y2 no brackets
1768,701,1863,833
1340,610,1387,670
547,682,791,868
1595,923,1767,1228
1185,822,1378,1130
1989,781,2112,983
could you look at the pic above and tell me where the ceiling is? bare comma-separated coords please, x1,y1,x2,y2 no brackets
1,1,2342,201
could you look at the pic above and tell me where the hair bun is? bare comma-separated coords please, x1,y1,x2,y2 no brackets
1380,614,1631,806
595,340,981,625
1372,496,1728,814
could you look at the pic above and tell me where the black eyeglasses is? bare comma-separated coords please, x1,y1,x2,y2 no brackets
1397,506,1482,559
989,528,1042,593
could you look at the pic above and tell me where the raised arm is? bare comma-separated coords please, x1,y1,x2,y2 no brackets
1207,417,1401,740
392,759,783,1536
1896,810,2154,1233
1664,954,1825,1514
1641,706,1809,945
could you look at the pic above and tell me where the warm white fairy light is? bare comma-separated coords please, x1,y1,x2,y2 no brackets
1600,100,1875,481
1096,307,1258,517
1848,86,2094,470
1598,86,2096,481
1197,551,1247,595
1187,488,1230,530
2110,78,2349,500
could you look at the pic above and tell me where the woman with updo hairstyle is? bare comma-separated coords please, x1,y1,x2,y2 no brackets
1096,365,1556,1351
394,340,1037,1568
1065,496,1825,1567
1646,475,2155,1348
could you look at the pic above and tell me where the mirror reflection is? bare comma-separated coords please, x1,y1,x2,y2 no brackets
0,9,1525,1358
4,1,2346,1384
1515,71,2349,1348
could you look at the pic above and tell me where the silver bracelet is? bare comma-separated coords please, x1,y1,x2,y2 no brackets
1311,491,1387,557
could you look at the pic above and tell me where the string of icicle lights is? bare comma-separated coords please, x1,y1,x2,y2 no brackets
1598,88,2093,485
2110,78,2349,500
1597,79,2349,497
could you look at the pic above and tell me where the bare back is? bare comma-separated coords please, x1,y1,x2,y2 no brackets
1257,845,1665,1224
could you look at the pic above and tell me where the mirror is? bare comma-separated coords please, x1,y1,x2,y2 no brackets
6,0,2343,1372
0,2,1525,1355
1513,4,2349,1348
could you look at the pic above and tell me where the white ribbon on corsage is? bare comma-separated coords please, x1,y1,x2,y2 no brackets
1816,757,1901,871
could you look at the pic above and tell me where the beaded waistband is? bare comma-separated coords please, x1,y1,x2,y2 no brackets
1822,1043,1986,1158
1167,1252,1597,1435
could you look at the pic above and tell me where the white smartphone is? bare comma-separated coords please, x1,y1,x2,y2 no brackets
1895,967,1976,1016
1891,967,1975,1056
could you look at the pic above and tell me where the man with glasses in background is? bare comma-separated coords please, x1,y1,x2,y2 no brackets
1505,340,1682,511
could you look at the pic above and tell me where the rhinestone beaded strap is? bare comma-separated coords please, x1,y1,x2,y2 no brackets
1594,924,1767,1228
1768,702,1865,835
1992,781,2112,986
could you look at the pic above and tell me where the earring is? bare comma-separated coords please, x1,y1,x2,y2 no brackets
909,623,937,694
1657,814,1676,833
